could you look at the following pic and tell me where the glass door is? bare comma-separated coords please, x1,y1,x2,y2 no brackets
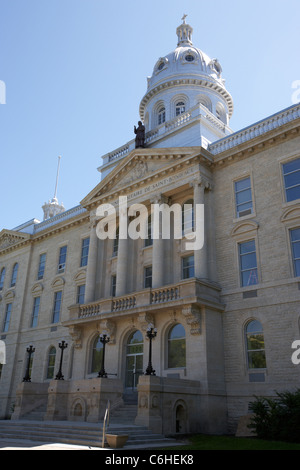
125,330,143,390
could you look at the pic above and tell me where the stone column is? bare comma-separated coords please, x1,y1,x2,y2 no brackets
151,195,165,288
84,220,98,303
193,180,208,280
116,199,128,296
116,237,128,296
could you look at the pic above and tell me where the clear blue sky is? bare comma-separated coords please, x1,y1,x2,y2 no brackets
1,0,300,230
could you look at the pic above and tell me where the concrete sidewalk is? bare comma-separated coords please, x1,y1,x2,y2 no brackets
0,438,107,450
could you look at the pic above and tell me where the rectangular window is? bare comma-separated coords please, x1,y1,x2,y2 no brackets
58,246,67,273
77,285,85,304
111,275,116,297
80,238,90,267
144,266,152,288
182,255,195,279
52,291,62,323
283,157,300,202
235,177,253,218
239,240,258,287
31,296,40,328
37,253,46,280
3,303,12,332
290,228,300,277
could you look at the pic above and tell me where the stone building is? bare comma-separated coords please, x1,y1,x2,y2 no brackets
0,18,300,435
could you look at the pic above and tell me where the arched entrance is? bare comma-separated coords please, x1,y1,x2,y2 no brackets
125,330,143,391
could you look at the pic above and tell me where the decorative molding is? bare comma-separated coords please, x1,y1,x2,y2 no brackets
51,276,65,291
98,319,116,345
230,220,259,237
281,204,300,223
181,305,201,334
4,290,15,302
69,325,82,349
31,282,43,296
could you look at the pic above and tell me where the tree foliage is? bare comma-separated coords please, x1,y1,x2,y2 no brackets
249,389,300,443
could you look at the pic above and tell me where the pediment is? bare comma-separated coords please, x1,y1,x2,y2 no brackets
230,220,259,237
0,230,30,251
281,204,300,223
81,147,201,208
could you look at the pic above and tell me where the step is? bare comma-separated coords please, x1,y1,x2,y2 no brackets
0,420,180,448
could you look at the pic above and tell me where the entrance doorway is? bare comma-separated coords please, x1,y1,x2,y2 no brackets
125,330,143,391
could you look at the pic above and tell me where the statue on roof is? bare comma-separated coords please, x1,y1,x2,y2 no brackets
134,121,145,148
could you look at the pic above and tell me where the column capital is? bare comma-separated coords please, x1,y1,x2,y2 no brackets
189,176,213,191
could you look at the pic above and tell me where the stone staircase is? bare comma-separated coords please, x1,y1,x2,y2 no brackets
0,400,181,449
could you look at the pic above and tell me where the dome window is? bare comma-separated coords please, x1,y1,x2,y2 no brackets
176,101,186,116
185,54,195,62
158,107,166,125
158,61,165,70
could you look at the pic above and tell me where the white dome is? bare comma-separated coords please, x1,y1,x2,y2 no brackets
139,18,233,130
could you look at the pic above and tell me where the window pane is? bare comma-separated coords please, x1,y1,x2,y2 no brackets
31,297,40,328
292,240,300,259
294,259,300,277
37,254,46,280
246,320,263,334
47,347,56,379
235,177,251,192
283,158,300,175
286,186,300,202
241,269,258,286
239,240,255,255
240,252,257,270
169,323,185,340
248,351,266,369
236,188,252,205
80,238,90,267
53,291,62,323
168,339,186,368
291,228,300,242
91,337,103,373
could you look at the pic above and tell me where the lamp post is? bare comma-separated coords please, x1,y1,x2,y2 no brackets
145,325,157,376
55,340,68,380
23,344,35,382
98,333,110,378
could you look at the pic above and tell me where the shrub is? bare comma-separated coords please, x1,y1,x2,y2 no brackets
249,389,300,443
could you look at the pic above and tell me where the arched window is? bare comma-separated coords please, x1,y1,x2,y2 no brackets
91,336,103,374
245,320,266,369
176,101,185,116
46,347,56,379
10,263,18,287
158,106,166,125
168,324,186,368
182,199,194,236
0,268,5,290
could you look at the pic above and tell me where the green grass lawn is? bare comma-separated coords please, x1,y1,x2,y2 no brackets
165,434,300,450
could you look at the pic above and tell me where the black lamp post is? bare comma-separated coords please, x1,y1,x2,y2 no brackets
23,344,35,382
145,325,157,376
98,333,110,378
55,340,68,380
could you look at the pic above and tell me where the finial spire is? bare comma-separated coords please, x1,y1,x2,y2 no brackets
53,155,61,201
176,15,193,46
42,156,65,220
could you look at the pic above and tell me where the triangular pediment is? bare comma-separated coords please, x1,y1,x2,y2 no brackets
0,229,30,251
81,147,203,208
